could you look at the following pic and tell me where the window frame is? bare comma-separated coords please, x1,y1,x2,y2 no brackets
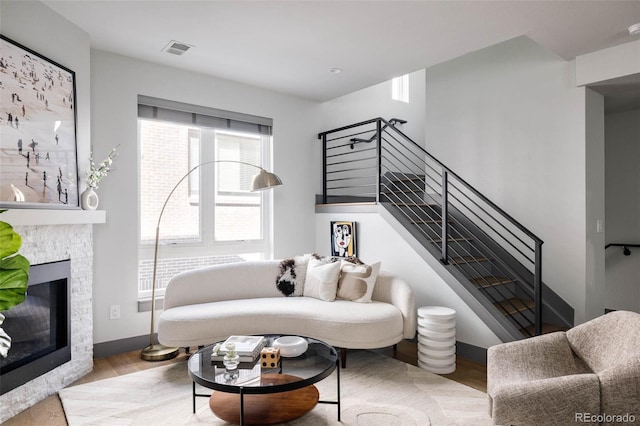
136,97,274,299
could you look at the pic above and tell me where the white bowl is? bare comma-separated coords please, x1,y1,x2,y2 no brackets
273,336,308,357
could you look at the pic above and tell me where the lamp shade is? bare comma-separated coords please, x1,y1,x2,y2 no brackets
251,169,283,191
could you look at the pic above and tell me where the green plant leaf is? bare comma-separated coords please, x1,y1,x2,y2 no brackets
0,221,22,260
0,254,29,311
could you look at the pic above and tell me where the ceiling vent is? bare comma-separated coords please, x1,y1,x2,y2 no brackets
162,40,193,56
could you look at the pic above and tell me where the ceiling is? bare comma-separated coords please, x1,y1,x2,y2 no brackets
43,1,640,105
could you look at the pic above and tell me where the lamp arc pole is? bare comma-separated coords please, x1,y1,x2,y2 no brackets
141,160,282,361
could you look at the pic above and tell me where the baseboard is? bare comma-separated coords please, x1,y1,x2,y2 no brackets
408,337,487,365
93,334,153,359
94,335,488,365
456,341,487,365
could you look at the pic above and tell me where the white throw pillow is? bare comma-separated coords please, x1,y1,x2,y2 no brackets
336,260,381,303
303,257,341,301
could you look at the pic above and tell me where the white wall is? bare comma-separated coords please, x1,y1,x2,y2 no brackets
1,0,92,180
605,108,640,312
423,36,592,323
0,1,95,417
315,212,502,349
584,89,606,319
10,1,628,352
320,69,426,144
576,40,640,87
90,50,320,344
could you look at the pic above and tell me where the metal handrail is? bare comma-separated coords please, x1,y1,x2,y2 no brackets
318,117,545,336
605,243,640,256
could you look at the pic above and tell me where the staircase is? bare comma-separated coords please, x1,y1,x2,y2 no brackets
318,118,573,340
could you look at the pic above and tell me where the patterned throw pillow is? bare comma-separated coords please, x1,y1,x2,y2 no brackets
275,254,312,296
336,260,381,303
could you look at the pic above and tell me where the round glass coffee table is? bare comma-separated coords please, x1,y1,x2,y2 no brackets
188,335,340,425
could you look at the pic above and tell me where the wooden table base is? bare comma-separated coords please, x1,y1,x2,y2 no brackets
209,374,319,425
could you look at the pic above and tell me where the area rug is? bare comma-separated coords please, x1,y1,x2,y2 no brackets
59,350,491,425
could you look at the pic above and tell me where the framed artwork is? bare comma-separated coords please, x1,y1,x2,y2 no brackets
0,34,79,209
331,221,357,257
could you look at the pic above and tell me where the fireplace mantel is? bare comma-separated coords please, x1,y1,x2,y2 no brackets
1,209,106,226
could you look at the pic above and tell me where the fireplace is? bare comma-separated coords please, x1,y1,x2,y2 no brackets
0,260,71,395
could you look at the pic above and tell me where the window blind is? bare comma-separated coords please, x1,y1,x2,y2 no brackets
137,95,272,136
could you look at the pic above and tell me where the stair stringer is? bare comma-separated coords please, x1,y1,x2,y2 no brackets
377,203,525,343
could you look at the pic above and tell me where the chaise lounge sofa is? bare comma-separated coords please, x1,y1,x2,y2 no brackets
157,258,416,366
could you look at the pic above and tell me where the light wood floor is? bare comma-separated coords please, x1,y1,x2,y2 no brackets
5,341,487,426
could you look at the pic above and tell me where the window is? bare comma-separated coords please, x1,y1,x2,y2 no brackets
392,74,409,103
137,96,273,298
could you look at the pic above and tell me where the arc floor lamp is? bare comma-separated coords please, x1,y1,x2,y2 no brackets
141,160,282,361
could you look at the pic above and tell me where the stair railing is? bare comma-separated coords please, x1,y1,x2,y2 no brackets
318,118,545,335
605,243,640,256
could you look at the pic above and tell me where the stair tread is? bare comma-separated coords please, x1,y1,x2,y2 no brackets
470,276,516,288
433,237,472,244
495,298,534,315
449,255,490,264
388,176,425,182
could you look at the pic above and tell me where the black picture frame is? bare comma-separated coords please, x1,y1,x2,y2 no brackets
330,221,357,257
0,34,80,209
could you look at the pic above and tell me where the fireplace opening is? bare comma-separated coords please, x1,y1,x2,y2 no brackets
0,260,71,395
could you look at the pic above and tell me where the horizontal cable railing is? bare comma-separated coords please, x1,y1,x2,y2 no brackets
318,118,545,336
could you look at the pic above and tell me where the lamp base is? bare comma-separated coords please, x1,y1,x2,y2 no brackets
141,344,180,362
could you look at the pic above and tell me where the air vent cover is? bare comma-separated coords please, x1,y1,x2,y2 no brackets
162,40,192,56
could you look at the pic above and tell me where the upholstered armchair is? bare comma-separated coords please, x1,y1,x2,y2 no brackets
487,310,640,426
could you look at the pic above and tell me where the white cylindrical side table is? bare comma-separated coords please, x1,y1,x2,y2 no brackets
417,306,456,374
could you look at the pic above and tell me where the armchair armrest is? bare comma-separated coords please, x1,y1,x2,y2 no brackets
488,332,583,393
491,373,600,426
372,271,416,339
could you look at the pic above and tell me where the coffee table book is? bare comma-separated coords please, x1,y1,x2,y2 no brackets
210,335,267,362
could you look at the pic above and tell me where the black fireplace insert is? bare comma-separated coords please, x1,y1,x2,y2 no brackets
0,259,71,395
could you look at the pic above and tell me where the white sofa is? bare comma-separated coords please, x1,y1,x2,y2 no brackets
157,260,416,366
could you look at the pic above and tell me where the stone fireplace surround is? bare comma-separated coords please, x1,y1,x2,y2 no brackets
0,210,104,423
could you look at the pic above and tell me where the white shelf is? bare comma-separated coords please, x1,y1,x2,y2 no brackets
0,209,106,226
